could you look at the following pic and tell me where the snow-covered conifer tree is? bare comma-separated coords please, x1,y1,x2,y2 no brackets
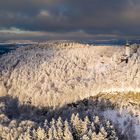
63,120,73,140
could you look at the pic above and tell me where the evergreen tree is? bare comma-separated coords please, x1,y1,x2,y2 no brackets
63,120,73,140
56,117,63,139
100,127,107,139
48,127,53,140
44,119,49,131
53,125,58,140
81,134,90,140
87,129,93,138
105,121,118,140
91,122,95,132
91,132,99,140
94,116,100,134
18,133,25,140
36,127,46,140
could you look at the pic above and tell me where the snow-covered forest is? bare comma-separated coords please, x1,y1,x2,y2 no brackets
0,41,140,139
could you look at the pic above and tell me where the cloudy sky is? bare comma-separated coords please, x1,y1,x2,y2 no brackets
0,0,140,41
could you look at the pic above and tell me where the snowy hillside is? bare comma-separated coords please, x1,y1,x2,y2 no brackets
0,42,140,107
0,41,140,140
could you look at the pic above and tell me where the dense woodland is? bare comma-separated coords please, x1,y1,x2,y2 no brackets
0,92,140,140
0,42,140,139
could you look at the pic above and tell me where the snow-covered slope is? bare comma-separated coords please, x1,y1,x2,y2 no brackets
0,42,140,107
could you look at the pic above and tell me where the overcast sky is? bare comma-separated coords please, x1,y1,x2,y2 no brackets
0,0,140,41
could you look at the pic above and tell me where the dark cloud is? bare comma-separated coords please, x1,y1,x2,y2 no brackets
0,0,140,40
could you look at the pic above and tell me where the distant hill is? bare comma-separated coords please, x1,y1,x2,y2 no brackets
83,39,140,45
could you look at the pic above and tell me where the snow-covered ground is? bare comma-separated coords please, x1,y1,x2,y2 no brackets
0,42,140,107
0,41,140,139
103,109,140,140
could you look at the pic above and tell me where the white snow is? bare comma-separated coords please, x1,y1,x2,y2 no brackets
0,42,139,107
103,109,140,140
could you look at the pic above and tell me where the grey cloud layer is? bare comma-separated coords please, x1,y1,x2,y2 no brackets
0,0,140,40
